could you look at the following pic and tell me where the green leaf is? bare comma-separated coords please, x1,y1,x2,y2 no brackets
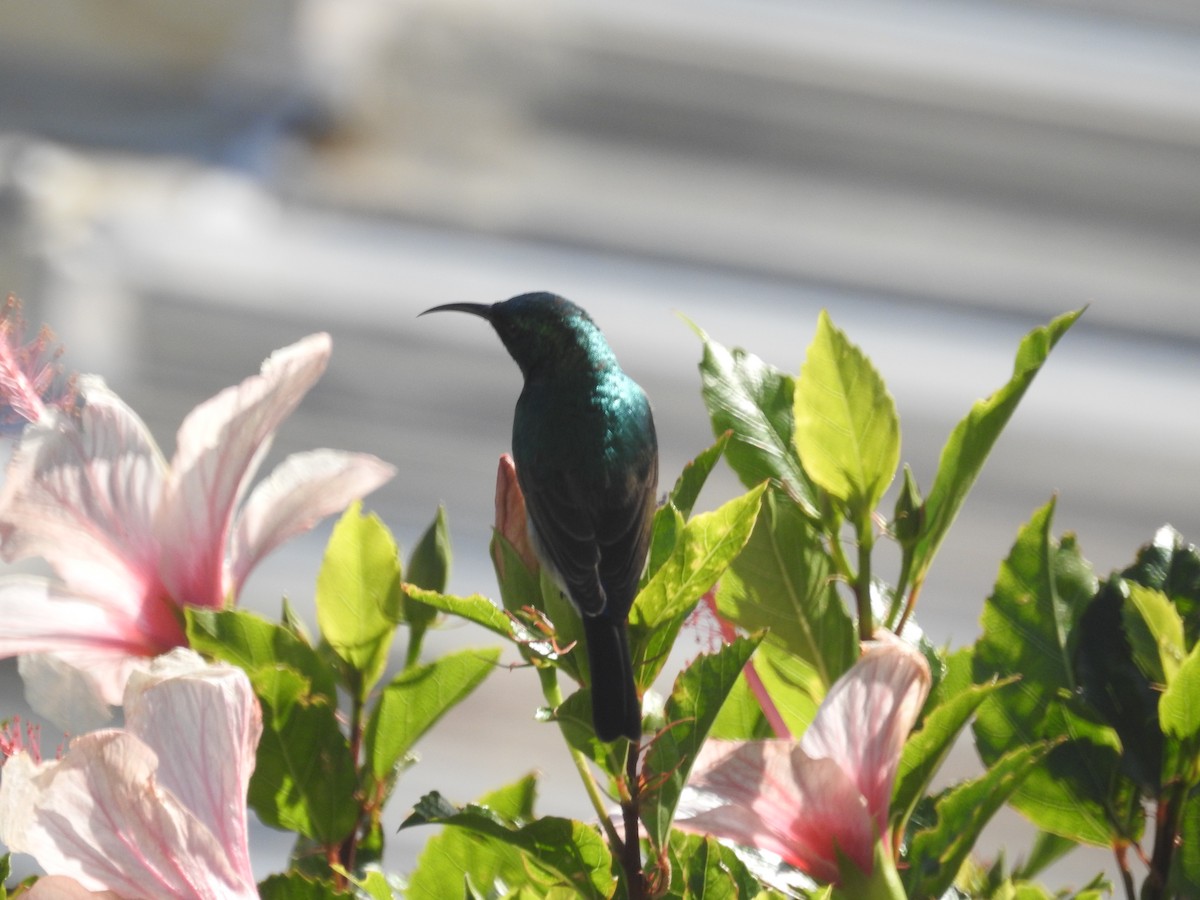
404,776,540,900
647,501,687,582
1074,579,1163,793
972,499,1140,846
707,667,772,741
1124,582,1186,686
315,502,403,695
688,318,819,515
667,830,764,900
258,872,356,900
1013,830,1082,881
1122,525,1200,647
1161,639,1200,742
402,793,616,898
641,634,763,848
247,665,359,843
716,485,854,689
365,647,500,780
892,667,1017,834
403,587,517,641
669,432,731,520
748,641,825,737
911,309,1082,586
905,742,1054,900
1170,788,1200,897
793,310,899,512
185,607,336,702
630,484,766,686
403,506,453,665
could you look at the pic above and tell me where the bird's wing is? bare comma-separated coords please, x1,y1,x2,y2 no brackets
520,467,608,616
595,459,658,620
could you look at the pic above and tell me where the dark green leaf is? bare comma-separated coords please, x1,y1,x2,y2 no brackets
315,502,403,695
404,776,539,900
402,792,615,898
1169,788,1200,897
716,486,854,690
1074,579,1163,793
911,309,1082,587
905,742,1054,900
185,607,337,702
793,309,899,512
365,647,500,781
1123,525,1200,648
688,318,819,514
247,666,359,843
641,634,763,848
973,499,1140,846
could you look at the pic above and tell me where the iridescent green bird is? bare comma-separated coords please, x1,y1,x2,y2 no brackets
422,292,658,742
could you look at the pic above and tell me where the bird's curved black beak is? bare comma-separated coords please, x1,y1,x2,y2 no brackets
419,302,494,320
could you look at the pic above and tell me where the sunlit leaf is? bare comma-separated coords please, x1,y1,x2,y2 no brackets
910,309,1082,587
716,485,854,689
315,502,403,696
365,647,500,780
793,310,899,512
688,318,818,515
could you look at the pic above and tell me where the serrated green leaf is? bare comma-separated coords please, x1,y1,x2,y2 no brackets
892,670,1016,834
793,310,899,512
667,830,764,899
315,502,402,695
247,666,359,843
647,501,686,582
631,484,766,686
972,499,1140,846
185,607,336,702
1122,525,1200,648
906,742,1054,900
403,587,516,640
1161,639,1200,742
1124,582,1187,686
404,776,540,900
670,432,731,520
641,635,763,848
365,647,500,780
402,793,615,898
716,485,854,689
553,687,626,777
688,318,819,515
708,667,772,741
911,309,1082,587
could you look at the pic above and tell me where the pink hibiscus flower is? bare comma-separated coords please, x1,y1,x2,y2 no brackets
0,333,394,718
0,649,261,899
676,630,931,886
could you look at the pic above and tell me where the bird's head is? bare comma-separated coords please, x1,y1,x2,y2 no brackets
421,292,616,380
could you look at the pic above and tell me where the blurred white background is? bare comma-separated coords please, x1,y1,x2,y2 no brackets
2,0,1199,891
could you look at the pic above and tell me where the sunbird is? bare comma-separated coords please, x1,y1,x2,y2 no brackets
422,292,658,742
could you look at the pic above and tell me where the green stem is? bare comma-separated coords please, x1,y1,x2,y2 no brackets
832,840,907,900
539,667,623,850
855,516,875,642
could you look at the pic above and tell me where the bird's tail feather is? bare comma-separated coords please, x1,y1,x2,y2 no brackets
583,617,641,743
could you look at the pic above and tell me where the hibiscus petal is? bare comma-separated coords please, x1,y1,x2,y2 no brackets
123,649,261,886
0,377,166,615
228,448,395,596
157,333,331,609
799,630,931,833
678,739,875,883
21,875,122,899
0,732,255,900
